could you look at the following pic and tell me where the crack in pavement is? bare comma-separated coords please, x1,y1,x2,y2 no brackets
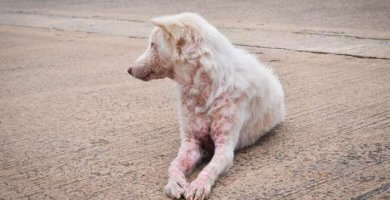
292,31,390,42
235,43,390,60
351,181,390,200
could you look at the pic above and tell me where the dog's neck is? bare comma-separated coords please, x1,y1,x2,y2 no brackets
172,58,208,84
174,64,214,110
173,52,233,111
176,66,212,89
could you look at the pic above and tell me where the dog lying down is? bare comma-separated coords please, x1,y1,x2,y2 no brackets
128,13,285,200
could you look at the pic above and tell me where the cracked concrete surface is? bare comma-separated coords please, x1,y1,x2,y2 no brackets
0,0,389,199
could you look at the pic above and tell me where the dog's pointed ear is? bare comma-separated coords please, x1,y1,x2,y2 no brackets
151,16,183,41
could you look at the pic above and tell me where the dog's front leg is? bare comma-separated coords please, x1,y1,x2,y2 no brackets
165,140,202,199
185,101,239,200
185,140,235,200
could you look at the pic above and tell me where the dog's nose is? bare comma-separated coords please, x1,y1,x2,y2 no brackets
127,67,133,75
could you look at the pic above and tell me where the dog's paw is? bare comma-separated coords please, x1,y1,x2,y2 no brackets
184,179,211,200
164,177,188,199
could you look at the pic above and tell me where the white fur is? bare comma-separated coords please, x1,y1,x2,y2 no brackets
129,12,285,200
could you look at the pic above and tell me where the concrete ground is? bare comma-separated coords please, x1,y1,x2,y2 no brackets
0,0,389,199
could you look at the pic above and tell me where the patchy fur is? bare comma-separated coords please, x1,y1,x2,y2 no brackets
128,13,285,200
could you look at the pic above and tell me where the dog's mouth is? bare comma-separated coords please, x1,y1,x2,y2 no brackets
131,72,153,81
138,72,153,81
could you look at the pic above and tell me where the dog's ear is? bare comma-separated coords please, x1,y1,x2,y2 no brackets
151,16,184,41
151,15,202,60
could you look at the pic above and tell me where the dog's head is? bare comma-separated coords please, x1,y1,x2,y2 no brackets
128,13,207,82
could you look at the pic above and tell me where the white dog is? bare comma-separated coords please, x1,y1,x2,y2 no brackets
128,13,285,200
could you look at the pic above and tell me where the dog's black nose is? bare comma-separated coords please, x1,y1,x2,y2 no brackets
127,68,133,75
